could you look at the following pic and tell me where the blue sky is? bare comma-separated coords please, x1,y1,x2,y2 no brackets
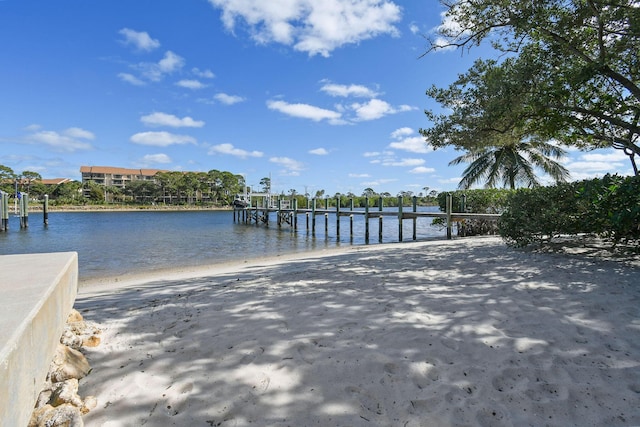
0,0,634,196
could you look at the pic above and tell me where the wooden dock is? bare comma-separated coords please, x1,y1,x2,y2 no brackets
234,195,500,242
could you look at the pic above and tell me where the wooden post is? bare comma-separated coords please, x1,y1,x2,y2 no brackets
335,197,340,237
43,194,49,226
378,196,383,242
446,193,452,239
364,197,369,243
20,192,28,229
293,198,298,230
460,194,467,237
349,198,354,239
2,192,8,231
324,197,329,235
412,195,417,240
312,198,317,235
398,196,403,241
277,198,282,227
0,192,5,231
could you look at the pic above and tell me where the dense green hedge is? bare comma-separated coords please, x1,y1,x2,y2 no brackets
498,174,640,247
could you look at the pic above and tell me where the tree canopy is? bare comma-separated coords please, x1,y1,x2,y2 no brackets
420,0,640,175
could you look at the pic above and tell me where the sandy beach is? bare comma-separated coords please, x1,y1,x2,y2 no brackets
75,237,640,426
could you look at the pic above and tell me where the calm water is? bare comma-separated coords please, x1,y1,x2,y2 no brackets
0,207,445,282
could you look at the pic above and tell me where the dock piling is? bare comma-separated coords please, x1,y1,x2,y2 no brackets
336,197,340,237
398,196,403,241
43,195,49,226
0,192,6,231
364,197,369,243
378,196,383,242
412,196,417,240
19,193,28,229
446,193,453,239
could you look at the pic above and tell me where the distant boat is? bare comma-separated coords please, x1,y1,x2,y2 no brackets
233,198,248,208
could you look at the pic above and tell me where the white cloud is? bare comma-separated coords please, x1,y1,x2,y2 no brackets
363,151,381,157
350,99,415,121
438,176,462,185
176,79,207,89
158,51,184,72
118,73,146,86
267,99,343,123
389,136,430,154
361,178,398,186
140,112,205,128
562,148,632,179
192,67,215,78
130,131,196,147
208,143,264,158
382,158,425,167
391,127,413,139
208,0,402,57
269,156,305,175
64,127,96,140
141,153,172,164
409,166,435,174
118,28,161,51
25,128,95,152
309,147,329,155
580,151,629,162
349,173,370,178
320,82,379,98
136,51,185,82
214,93,246,105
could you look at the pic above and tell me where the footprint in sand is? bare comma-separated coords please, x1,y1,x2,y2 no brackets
239,347,265,365
407,398,441,414
491,368,527,393
440,337,460,351
345,385,384,416
383,362,399,375
295,342,315,364
524,381,569,402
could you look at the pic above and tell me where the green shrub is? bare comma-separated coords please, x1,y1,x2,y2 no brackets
498,174,640,247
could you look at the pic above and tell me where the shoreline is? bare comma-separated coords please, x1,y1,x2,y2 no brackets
28,204,232,213
76,237,640,426
78,235,454,290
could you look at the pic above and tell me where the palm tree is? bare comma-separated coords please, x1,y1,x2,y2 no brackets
450,140,570,189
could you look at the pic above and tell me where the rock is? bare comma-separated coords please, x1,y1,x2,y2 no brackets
28,404,84,427
80,396,97,415
29,309,101,425
67,309,84,323
82,335,101,347
60,329,84,350
50,379,83,408
50,344,91,383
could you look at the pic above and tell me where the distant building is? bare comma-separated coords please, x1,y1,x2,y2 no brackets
80,166,165,197
41,178,73,186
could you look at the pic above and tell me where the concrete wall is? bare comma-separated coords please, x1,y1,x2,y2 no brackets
0,252,78,427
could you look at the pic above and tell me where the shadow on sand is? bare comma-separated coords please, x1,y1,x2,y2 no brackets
76,238,640,426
